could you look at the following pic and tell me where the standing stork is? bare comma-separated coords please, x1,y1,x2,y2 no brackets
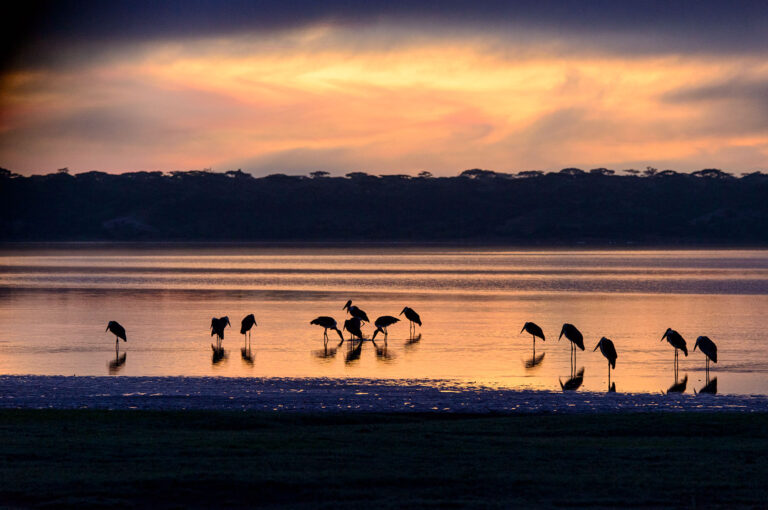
559,323,585,371
521,322,545,354
310,316,345,345
240,314,257,350
400,306,422,337
693,335,717,378
593,337,618,389
343,317,365,343
105,321,127,354
371,315,400,342
210,316,230,352
661,328,687,378
343,300,370,323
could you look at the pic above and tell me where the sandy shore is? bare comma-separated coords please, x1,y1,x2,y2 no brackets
2,375,768,412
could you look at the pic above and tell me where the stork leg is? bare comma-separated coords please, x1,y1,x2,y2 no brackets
115,336,119,355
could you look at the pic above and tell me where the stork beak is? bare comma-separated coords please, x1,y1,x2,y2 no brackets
660,334,666,342
693,341,699,352
105,325,110,332
520,326,526,334
593,342,601,352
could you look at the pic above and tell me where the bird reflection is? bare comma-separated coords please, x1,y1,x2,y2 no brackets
559,367,584,391
313,345,338,361
525,352,545,369
375,343,395,362
405,333,422,347
107,352,127,374
241,347,254,365
608,382,617,393
696,377,717,394
666,374,688,393
212,345,227,364
345,340,364,364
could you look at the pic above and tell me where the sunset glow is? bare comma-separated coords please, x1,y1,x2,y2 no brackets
2,4,767,175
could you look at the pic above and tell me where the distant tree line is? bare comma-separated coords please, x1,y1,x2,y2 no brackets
1,166,767,244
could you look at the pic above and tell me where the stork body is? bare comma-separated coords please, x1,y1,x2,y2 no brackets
371,315,400,341
343,317,364,342
106,321,127,354
343,300,370,323
593,336,618,389
210,316,230,351
240,314,257,350
400,306,422,337
310,316,344,344
661,328,687,378
521,321,545,357
694,335,717,376
559,323,584,371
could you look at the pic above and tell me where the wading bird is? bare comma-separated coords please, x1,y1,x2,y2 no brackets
693,335,718,376
371,315,400,341
521,322,545,355
106,321,127,354
310,316,345,344
661,328,687,377
343,317,365,343
593,337,618,388
343,300,370,323
400,306,422,336
240,314,257,350
559,323,585,369
211,316,230,351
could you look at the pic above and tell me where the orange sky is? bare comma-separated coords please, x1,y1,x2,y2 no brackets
1,12,768,176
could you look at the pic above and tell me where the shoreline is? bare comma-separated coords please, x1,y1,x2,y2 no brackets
3,375,768,413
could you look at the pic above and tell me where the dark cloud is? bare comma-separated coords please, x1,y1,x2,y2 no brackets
4,0,768,71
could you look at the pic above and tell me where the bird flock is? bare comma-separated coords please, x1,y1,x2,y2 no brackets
105,309,719,392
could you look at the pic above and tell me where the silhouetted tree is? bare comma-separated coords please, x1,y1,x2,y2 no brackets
559,168,585,176
310,171,330,178
644,166,658,177
417,171,433,178
589,168,615,176
623,169,641,175
517,170,544,178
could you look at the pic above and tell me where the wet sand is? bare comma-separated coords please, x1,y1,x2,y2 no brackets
2,375,767,412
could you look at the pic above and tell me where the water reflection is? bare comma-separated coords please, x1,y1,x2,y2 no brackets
608,382,616,393
241,347,254,365
375,343,395,362
405,333,422,347
697,377,718,394
559,367,584,391
108,352,127,374
525,352,545,369
666,374,688,393
313,345,338,362
345,340,364,364
212,346,227,364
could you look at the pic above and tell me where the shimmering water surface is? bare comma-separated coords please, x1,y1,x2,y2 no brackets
1,245,767,395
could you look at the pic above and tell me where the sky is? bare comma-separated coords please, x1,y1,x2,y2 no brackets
1,1,767,176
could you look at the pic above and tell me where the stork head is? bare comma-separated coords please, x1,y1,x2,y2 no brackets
400,307,408,316
693,336,701,352
661,328,673,342
223,316,231,327
520,323,527,334
558,324,566,341
593,338,602,352
343,300,352,310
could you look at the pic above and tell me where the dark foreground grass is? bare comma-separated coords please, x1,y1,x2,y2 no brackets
0,411,766,509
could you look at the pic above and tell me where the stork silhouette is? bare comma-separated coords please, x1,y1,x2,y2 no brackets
593,337,618,390
400,306,422,337
521,322,545,364
343,317,365,343
310,316,344,345
559,323,584,373
106,321,127,355
240,314,257,351
343,300,370,323
693,335,717,378
210,316,230,353
371,315,400,342
661,328,687,379
559,367,584,391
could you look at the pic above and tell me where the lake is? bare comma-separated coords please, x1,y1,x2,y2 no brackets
0,245,766,395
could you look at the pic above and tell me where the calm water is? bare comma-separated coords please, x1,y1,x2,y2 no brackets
1,245,767,395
